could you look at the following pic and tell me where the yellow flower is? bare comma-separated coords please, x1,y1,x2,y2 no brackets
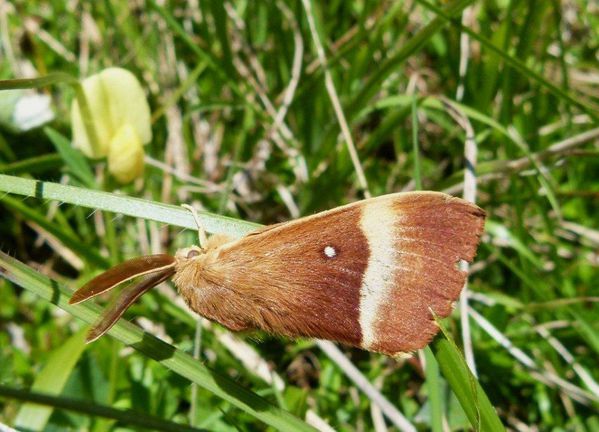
71,67,151,183
107,124,144,183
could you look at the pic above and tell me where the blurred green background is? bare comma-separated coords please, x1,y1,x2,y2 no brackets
1,0,598,430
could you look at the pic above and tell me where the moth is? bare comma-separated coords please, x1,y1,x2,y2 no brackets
70,192,485,356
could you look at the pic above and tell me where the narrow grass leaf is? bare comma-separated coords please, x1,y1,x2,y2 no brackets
412,95,422,190
0,154,62,175
147,0,243,99
0,73,79,90
15,329,87,431
485,220,543,269
209,0,235,78
350,0,475,115
0,252,316,432
0,174,259,239
415,0,599,121
570,310,599,357
433,330,505,432
424,346,443,432
45,127,96,188
0,194,108,268
0,385,206,432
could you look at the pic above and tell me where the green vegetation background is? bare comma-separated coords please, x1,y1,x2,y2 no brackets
1,1,598,431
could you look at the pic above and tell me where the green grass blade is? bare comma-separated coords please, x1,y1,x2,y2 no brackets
433,329,505,432
0,194,109,268
415,0,599,121
0,385,206,432
350,0,475,114
424,346,443,432
412,95,422,190
570,310,599,357
0,154,62,175
0,73,79,90
14,329,87,431
147,0,242,98
44,127,96,188
485,220,543,269
0,252,316,432
0,174,259,238
208,0,235,78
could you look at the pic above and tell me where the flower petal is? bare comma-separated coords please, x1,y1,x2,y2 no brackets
71,67,152,158
99,68,152,145
107,124,144,183
71,74,113,157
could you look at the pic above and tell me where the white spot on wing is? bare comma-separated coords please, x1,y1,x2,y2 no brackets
359,203,397,350
324,245,336,258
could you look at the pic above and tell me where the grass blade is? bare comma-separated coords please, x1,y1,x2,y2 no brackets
14,329,87,431
0,174,259,238
424,346,443,432
0,385,207,432
350,0,475,114
415,0,599,121
45,127,96,188
0,252,316,431
0,194,108,268
433,326,505,432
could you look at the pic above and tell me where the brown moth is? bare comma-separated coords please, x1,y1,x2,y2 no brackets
70,192,485,356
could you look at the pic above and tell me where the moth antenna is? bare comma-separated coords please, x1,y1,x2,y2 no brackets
69,255,175,305
86,268,175,343
181,204,208,249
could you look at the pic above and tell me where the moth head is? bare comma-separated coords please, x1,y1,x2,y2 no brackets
175,234,234,263
175,245,204,261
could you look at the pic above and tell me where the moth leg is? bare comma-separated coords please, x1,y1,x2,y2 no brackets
181,204,208,249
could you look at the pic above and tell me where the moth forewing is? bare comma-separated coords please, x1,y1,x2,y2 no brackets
73,191,485,357
171,191,486,357
357,193,485,354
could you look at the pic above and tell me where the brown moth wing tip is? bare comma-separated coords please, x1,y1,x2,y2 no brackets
82,269,174,344
84,321,110,343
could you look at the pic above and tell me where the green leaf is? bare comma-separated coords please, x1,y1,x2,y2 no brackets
0,73,79,90
433,326,505,432
415,0,599,121
570,310,599,357
0,252,316,432
0,384,206,432
0,194,109,268
45,127,96,188
0,174,259,239
485,220,544,269
0,154,62,175
424,346,443,432
15,329,87,430
349,0,475,116
209,0,235,78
